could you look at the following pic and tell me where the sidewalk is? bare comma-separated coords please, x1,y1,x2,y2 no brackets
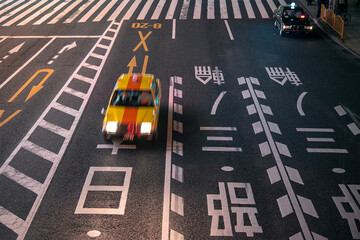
298,0,360,58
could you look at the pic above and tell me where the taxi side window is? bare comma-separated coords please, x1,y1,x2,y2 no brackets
152,81,159,104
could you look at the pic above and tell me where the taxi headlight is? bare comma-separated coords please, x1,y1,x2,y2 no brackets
282,25,291,29
305,26,313,30
140,122,152,134
106,121,118,133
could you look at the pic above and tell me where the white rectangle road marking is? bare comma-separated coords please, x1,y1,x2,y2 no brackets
347,122,360,135
0,0,16,9
255,0,269,18
207,0,215,19
171,193,184,216
39,119,69,138
63,86,87,99
334,105,347,116
74,73,94,83
180,0,191,19
33,0,71,25
108,0,130,21
52,102,78,117
137,0,154,19
152,0,167,19
306,148,348,153
3,0,48,26
200,127,237,131
243,0,255,18
202,147,242,152
166,0,178,19
207,136,233,141
296,128,335,132
0,0,24,16
0,0,34,24
277,195,293,217
266,0,277,12
79,0,106,22
224,20,234,40
231,0,242,18
94,0,118,22
3,165,43,195
64,0,94,23
193,0,202,19
22,140,58,163
220,0,228,19
48,0,83,24
0,206,25,236
173,120,183,133
172,164,184,183
123,0,141,20
306,138,335,142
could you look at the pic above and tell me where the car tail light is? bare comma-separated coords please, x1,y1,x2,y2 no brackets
300,15,306,19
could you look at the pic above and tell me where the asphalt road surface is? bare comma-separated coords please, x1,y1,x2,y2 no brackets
0,1,359,240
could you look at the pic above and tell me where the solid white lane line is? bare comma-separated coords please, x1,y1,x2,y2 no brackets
34,0,71,25
123,0,141,20
296,128,334,132
246,77,313,239
152,0,167,19
224,20,234,40
0,37,56,89
179,0,191,19
207,0,215,19
94,0,117,22
306,138,335,142
243,0,255,18
64,0,94,23
18,0,60,26
162,77,174,240
296,92,307,116
0,0,34,24
193,0,202,19
79,0,106,22
48,0,83,24
3,0,47,26
166,0,178,19
200,126,237,131
231,0,242,18
220,0,228,19
307,148,348,153
172,19,176,39
255,0,269,18
207,136,233,141
202,147,242,152
211,91,226,115
137,0,154,20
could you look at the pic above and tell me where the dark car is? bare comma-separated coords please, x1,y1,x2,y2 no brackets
273,3,313,36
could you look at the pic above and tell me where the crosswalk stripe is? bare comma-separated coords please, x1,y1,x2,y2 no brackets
64,0,95,24
179,0,191,19
0,0,23,16
151,0,167,19
231,0,242,18
220,0,228,19
0,0,15,9
123,0,142,20
94,0,117,22
33,0,71,25
193,0,202,19
48,0,83,24
0,0,35,25
3,0,48,26
17,0,60,26
207,0,215,19
166,0,178,20
278,0,287,5
255,0,269,18
137,0,154,20
78,0,106,23
243,0,256,18
108,0,130,21
267,0,277,12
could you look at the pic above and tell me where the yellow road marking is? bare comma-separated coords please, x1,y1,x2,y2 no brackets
0,110,22,128
127,56,137,75
133,31,152,52
142,55,149,75
8,69,54,103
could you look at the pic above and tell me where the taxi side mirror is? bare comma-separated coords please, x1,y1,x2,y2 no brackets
101,108,106,115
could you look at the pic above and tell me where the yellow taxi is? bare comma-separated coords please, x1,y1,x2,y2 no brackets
102,74,161,141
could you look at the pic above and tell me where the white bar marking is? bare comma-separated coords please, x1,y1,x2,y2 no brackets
277,195,293,217
231,0,242,18
175,76,182,85
173,120,183,133
0,206,24,235
1,0,38,26
200,127,237,131
252,121,263,134
276,142,291,157
93,0,117,22
220,0,228,19
173,140,183,156
334,105,346,116
267,166,281,184
172,19,176,39
174,103,183,114
255,90,266,99
109,0,131,21
170,230,184,240
74,73,94,84
137,0,154,20
52,102,78,117
174,88,182,98
202,147,242,152
39,120,69,138
166,0,178,19
64,0,94,23
180,0,191,19
259,141,271,156
297,195,319,218
266,0,277,12
22,140,58,163
306,138,335,142
48,0,83,24
193,0,202,19
242,90,251,99
33,0,71,25
268,121,281,135
63,86,87,99
261,104,273,115
306,148,348,154
171,193,184,216
152,0,167,19
207,136,233,141
172,164,183,183
297,92,308,116
224,20,234,40
247,104,257,115
296,128,334,132
123,0,141,20
285,166,304,185
0,0,24,17
79,0,106,23
255,0,269,18
279,0,287,5
347,123,360,135
243,0,255,18
207,0,215,19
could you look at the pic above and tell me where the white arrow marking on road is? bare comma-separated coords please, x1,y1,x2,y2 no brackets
59,41,77,54
9,42,25,54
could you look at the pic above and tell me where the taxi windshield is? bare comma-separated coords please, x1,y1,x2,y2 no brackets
110,90,154,107
283,9,306,18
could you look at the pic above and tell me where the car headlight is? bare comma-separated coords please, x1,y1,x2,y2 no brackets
106,121,118,133
140,122,152,134
305,26,313,30
282,25,291,29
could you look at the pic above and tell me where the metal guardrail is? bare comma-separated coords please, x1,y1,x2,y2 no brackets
321,4,344,39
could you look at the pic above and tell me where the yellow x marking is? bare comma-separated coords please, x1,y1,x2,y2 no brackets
133,31,152,52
